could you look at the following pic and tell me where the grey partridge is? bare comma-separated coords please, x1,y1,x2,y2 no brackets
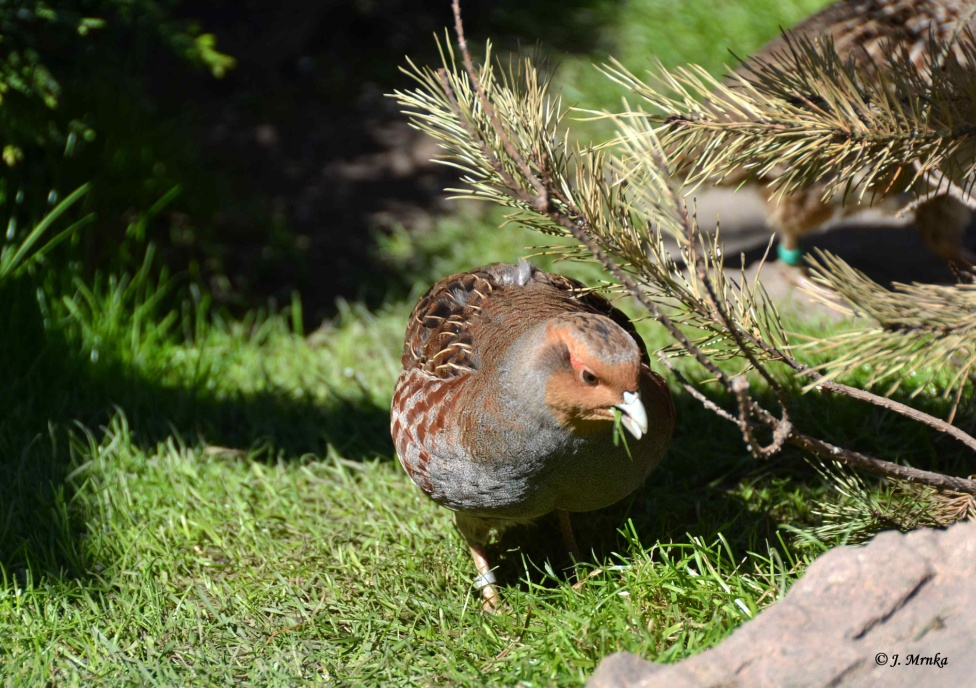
694,0,976,275
390,261,675,611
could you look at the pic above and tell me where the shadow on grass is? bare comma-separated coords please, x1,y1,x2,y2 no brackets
0,273,392,584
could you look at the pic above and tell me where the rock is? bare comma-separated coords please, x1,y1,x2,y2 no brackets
588,521,976,688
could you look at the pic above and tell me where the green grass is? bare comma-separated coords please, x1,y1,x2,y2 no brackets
3,207,968,685
2,0,972,685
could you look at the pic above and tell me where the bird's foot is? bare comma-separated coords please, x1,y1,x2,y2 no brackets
474,570,501,613
776,244,822,292
468,541,502,613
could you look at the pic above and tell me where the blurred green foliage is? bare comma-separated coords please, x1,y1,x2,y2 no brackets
0,0,232,276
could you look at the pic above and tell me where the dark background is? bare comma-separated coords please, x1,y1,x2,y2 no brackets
81,1,616,319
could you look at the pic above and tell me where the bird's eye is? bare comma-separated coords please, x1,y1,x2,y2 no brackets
580,369,599,386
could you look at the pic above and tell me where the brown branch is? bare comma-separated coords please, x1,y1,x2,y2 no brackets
949,380,965,426
682,202,795,459
700,262,784,398
664,349,976,493
688,235,976,455
750,335,976,454
437,68,524,205
550,201,975,492
731,375,764,456
569,187,976,491
787,433,976,494
451,0,547,210
687,213,788,407
656,352,741,425
730,376,793,459
560,170,976,486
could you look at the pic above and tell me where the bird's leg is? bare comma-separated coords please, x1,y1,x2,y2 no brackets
468,541,501,613
767,191,849,301
767,188,835,288
455,512,501,612
557,510,581,563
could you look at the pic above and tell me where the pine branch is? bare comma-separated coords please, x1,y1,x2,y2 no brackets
803,460,942,546
605,33,976,203
604,25,976,424
799,249,976,418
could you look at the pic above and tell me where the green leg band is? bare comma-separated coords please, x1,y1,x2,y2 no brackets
777,244,805,266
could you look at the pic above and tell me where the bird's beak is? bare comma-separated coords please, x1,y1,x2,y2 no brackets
615,391,648,440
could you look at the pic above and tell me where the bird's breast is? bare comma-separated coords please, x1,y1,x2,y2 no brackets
393,367,660,519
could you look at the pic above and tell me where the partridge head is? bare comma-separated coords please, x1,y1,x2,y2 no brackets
390,261,675,610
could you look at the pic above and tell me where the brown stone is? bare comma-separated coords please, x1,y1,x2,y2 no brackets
588,521,976,688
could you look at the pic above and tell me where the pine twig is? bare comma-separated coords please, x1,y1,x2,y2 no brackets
451,0,547,211
655,352,740,425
